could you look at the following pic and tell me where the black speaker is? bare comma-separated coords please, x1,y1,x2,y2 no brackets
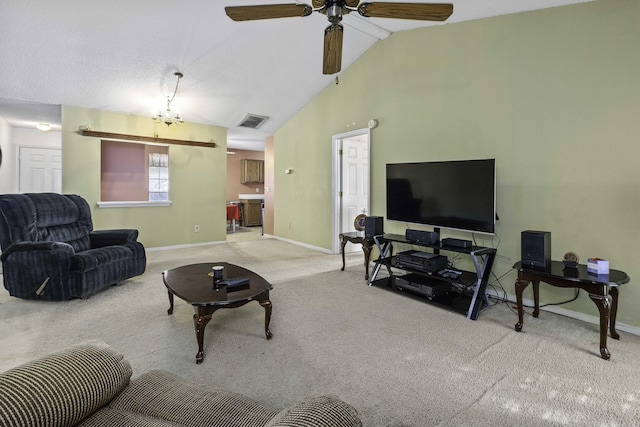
364,216,384,238
521,230,551,268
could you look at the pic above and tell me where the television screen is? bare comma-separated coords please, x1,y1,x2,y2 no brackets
386,159,496,234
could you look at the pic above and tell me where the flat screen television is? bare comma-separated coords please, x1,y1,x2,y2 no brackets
386,159,496,235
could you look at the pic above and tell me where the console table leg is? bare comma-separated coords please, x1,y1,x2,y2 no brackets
514,278,529,332
532,280,540,318
363,246,372,280
588,292,611,360
340,238,347,271
609,287,620,340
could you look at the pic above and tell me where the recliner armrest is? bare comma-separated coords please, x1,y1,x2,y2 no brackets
0,241,74,263
90,229,139,248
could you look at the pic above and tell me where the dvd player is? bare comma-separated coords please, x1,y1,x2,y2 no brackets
394,274,451,299
395,250,448,273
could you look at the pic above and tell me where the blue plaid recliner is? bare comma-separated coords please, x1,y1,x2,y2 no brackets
0,193,146,300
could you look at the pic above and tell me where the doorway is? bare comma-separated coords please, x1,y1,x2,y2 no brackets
332,128,371,254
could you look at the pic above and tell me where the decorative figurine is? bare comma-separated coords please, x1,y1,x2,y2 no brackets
563,251,579,268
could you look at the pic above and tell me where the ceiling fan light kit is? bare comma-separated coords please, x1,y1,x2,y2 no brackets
225,1,453,75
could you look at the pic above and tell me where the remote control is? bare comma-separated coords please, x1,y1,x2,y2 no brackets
437,269,462,279
223,277,250,288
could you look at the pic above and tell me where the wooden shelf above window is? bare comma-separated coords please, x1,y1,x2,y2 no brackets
81,129,216,148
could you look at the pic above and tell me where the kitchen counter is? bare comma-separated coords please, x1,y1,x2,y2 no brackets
238,194,264,200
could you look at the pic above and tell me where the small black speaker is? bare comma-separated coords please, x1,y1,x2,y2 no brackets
521,230,551,268
364,216,384,238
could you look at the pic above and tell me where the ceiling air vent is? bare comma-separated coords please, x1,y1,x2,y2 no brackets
238,113,269,129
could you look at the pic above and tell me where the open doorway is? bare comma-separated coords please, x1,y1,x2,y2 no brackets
332,128,371,254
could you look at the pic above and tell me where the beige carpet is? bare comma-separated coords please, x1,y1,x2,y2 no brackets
2,237,640,426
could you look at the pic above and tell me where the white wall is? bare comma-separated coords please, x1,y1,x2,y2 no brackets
0,118,12,194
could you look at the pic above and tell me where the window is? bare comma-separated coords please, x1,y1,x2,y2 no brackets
148,153,169,201
100,140,170,206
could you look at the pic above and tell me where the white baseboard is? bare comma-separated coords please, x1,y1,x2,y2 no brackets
146,240,225,252
486,288,640,337
270,236,333,254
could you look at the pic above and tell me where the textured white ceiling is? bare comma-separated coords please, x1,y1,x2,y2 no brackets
0,0,595,150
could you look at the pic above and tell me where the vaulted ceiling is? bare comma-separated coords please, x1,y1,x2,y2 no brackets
0,0,595,150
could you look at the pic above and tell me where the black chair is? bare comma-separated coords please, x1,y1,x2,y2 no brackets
0,193,146,300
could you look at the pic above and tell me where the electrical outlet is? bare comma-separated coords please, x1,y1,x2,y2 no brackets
194,225,200,233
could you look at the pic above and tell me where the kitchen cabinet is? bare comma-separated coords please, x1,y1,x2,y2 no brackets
241,159,264,184
240,199,262,226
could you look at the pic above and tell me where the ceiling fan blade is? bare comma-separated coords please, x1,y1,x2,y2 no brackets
225,4,312,21
323,24,343,75
344,0,360,7
357,2,453,21
311,0,325,8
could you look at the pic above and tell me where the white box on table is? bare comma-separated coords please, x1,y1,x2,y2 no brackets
587,258,609,275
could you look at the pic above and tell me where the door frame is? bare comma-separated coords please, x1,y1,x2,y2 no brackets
331,128,371,254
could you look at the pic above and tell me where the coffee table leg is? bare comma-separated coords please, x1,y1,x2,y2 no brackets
193,312,212,364
167,291,174,315
259,299,273,340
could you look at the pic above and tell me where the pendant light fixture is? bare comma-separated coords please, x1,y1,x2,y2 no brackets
152,72,184,126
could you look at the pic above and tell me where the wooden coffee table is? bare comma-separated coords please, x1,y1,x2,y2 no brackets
163,262,273,364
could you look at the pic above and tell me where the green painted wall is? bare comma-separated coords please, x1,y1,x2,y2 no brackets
62,106,227,248
274,0,640,326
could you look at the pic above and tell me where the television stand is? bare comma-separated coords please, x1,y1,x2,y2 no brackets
369,233,497,320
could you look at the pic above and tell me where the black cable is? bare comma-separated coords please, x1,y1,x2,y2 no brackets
486,268,581,312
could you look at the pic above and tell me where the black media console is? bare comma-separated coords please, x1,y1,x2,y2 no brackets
369,233,497,320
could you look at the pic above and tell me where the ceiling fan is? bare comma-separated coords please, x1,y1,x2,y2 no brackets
225,1,453,75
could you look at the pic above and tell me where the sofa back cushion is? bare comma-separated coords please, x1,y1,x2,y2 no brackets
0,193,93,252
0,343,132,427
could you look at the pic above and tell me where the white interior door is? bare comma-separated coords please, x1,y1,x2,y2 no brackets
338,132,370,253
19,147,62,193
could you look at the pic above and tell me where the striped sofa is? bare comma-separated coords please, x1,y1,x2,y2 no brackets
0,193,146,300
0,343,362,427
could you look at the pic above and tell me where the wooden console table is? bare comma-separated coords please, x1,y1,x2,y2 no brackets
339,232,375,280
513,260,630,360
